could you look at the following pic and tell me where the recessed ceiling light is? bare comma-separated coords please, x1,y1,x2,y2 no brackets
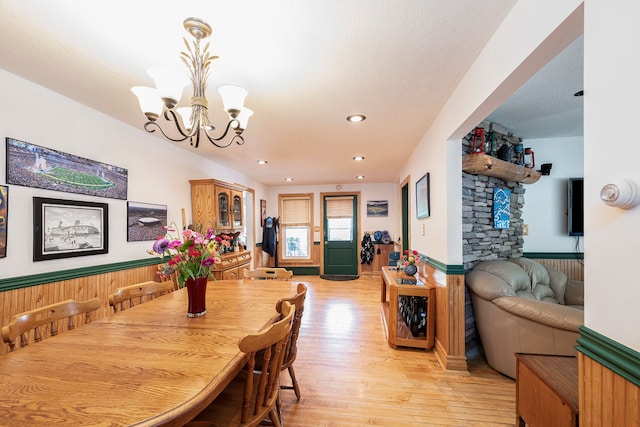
346,114,366,123
284,177,294,182
352,156,365,161
257,160,268,165
355,175,365,180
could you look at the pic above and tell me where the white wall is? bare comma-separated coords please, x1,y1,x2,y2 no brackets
0,69,267,279
583,0,640,351
521,136,584,252
398,0,584,265
266,183,397,244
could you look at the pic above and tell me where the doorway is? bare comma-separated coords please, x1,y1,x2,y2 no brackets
401,177,410,253
322,194,359,275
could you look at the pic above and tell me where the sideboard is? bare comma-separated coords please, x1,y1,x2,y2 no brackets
213,250,252,280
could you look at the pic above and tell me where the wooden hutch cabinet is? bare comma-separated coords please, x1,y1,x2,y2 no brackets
190,179,246,232
190,179,251,277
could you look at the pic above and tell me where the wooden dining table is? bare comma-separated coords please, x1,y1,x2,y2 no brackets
0,279,302,426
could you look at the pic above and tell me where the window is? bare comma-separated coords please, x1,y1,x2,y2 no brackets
325,196,354,242
280,194,313,260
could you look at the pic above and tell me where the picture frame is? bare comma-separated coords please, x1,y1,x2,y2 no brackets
493,187,511,229
416,173,430,219
366,200,389,217
7,137,128,200
33,197,109,261
0,185,7,258
126,201,167,242
260,199,267,227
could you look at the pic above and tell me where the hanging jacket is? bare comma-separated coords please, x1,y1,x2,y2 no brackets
262,216,277,257
360,233,375,265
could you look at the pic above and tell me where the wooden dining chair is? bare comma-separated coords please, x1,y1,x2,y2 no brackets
1,298,101,352
243,268,293,281
109,280,175,313
275,283,307,400
186,301,296,427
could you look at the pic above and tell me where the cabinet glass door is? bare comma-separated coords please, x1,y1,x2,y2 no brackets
217,190,230,228
232,191,243,227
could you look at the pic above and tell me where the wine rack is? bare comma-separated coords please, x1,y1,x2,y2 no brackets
398,295,428,337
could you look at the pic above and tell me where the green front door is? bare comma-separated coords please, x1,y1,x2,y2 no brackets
323,195,358,275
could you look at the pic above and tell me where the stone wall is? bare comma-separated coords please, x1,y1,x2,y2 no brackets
462,121,526,359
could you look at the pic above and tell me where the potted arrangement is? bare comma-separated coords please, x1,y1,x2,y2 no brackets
149,225,231,317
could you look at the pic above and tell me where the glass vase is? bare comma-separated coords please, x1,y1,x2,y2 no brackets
185,276,208,317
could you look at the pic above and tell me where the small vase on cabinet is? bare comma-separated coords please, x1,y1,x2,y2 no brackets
404,264,418,276
185,277,208,317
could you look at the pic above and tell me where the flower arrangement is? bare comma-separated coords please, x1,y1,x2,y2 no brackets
401,249,420,267
148,224,231,288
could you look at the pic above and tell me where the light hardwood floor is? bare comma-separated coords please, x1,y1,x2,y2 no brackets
279,275,516,426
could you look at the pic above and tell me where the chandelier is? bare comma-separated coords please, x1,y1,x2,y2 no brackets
131,17,253,148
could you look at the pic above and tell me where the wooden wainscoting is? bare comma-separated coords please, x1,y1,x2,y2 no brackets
0,264,159,355
579,352,640,426
528,257,584,281
418,262,468,372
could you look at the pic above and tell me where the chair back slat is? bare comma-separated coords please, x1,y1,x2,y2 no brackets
1,298,101,352
109,280,174,313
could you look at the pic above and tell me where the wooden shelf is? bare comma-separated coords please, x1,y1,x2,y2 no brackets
462,153,541,184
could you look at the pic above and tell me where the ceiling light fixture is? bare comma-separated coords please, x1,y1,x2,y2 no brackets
346,114,366,123
356,175,365,180
352,156,365,161
257,160,268,165
131,17,253,149
284,177,294,182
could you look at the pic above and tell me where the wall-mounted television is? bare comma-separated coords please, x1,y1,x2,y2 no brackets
568,178,584,236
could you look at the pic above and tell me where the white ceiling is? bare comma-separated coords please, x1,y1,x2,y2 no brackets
0,1,582,186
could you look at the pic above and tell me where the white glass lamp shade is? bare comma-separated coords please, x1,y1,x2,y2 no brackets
147,67,189,106
235,108,254,129
176,107,193,130
131,86,163,116
218,84,248,112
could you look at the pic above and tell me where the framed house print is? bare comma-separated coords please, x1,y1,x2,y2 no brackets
33,197,109,261
416,173,430,219
0,185,7,258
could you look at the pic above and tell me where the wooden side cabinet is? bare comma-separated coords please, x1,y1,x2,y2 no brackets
213,250,252,281
380,267,435,350
516,353,578,427
361,243,394,277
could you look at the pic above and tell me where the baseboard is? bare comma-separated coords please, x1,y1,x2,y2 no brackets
434,338,469,373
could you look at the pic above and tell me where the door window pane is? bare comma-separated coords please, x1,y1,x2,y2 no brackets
327,218,352,241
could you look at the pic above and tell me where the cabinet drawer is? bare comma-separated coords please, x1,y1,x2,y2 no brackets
219,256,238,269
237,252,251,264
222,267,239,280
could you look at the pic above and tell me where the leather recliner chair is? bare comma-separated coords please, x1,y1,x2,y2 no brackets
466,257,584,379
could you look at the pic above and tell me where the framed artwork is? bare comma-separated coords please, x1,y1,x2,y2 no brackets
6,137,128,200
126,201,167,242
493,187,511,229
33,197,109,261
260,199,267,227
366,200,388,217
416,173,430,219
0,185,7,258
